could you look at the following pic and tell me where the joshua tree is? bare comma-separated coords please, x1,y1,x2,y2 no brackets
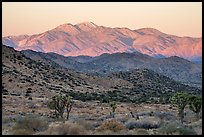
188,95,202,120
65,95,74,120
109,101,117,118
130,111,135,118
171,92,190,123
159,96,165,104
48,94,66,119
127,108,139,120
48,93,73,120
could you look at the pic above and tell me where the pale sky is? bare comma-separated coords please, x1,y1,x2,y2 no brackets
2,2,202,37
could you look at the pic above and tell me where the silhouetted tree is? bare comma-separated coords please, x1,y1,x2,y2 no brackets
48,93,74,120
65,95,74,120
171,92,190,123
189,95,202,120
109,101,117,118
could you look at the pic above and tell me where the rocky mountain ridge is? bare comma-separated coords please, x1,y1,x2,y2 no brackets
2,22,202,62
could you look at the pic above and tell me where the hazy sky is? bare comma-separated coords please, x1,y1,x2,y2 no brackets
2,2,202,37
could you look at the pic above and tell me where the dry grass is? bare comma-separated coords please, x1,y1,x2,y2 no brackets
2,99,202,135
94,130,125,135
76,120,95,131
96,119,126,133
11,114,49,135
125,117,161,129
128,128,149,135
156,121,197,135
11,129,35,135
42,121,89,135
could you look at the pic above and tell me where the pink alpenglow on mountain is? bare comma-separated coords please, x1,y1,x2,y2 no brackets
2,22,202,61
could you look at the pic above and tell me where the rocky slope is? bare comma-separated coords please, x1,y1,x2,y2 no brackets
2,45,133,99
2,45,201,104
21,49,202,88
107,68,201,103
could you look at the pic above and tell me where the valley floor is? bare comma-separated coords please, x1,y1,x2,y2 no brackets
2,95,202,135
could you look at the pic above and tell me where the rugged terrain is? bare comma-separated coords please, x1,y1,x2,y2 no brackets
2,44,202,135
21,49,202,88
2,45,135,97
2,44,201,102
2,22,202,62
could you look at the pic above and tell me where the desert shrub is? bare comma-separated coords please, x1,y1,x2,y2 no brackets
27,88,32,91
116,116,129,124
2,116,15,124
28,103,37,109
76,120,95,131
94,129,129,135
157,121,196,135
137,111,153,116
8,79,12,82
149,111,154,116
11,114,49,134
12,128,34,135
3,92,9,95
187,119,202,135
94,130,116,135
170,92,190,122
25,93,30,97
10,93,21,96
26,90,32,93
125,117,161,129
129,128,149,135
154,111,177,121
96,119,126,132
43,121,88,135
109,101,117,118
17,55,22,60
188,95,202,119
2,89,9,95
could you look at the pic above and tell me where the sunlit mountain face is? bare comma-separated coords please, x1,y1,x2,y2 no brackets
2,22,202,62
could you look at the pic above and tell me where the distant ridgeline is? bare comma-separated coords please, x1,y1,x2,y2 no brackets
2,44,201,104
2,22,202,62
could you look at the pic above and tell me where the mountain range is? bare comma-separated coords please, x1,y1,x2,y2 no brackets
21,49,202,88
2,44,201,104
2,22,202,62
